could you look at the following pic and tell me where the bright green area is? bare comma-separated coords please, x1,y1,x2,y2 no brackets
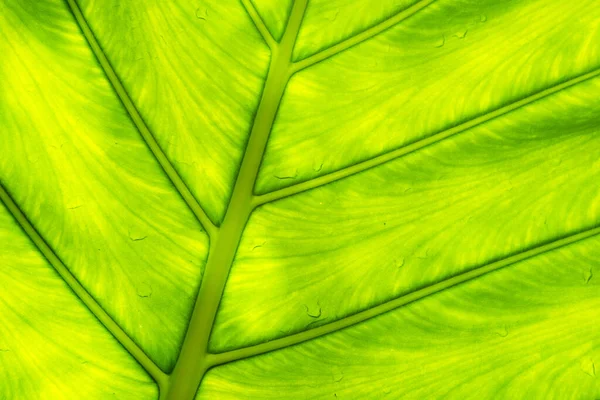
293,0,421,60
76,0,271,223
212,75,600,351
0,0,208,372
200,235,600,399
1,0,599,399
256,0,600,194
0,202,157,400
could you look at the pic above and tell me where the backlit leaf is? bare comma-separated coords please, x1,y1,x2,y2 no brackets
1,0,599,399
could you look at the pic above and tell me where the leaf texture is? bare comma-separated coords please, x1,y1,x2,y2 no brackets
1,0,599,398
0,201,157,399
76,0,271,223
200,235,600,399
212,75,600,351
0,0,209,372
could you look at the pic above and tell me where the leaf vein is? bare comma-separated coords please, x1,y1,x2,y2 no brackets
255,67,600,206
292,0,436,72
64,0,218,239
241,0,277,48
209,224,600,366
0,184,168,388
164,1,309,398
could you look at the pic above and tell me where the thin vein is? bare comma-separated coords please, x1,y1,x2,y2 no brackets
209,224,600,367
241,0,276,48
255,67,600,206
0,184,168,388
65,0,218,239
291,0,436,73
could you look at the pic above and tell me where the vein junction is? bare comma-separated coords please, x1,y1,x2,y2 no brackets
48,0,600,398
162,1,309,399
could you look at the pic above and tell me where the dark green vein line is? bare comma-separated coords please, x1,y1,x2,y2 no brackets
209,224,600,366
163,2,308,398
255,67,600,206
291,0,436,73
65,0,217,239
241,0,276,48
0,184,168,388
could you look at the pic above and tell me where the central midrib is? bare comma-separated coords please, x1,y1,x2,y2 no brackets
162,1,308,399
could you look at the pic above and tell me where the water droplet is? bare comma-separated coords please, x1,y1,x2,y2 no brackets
434,35,445,48
454,29,468,39
552,157,563,166
503,180,514,192
274,169,298,180
304,302,322,318
332,367,344,382
128,229,148,242
581,358,596,377
136,282,153,298
195,7,207,20
480,14,487,22
27,155,40,164
584,267,593,284
416,248,430,259
495,325,508,337
313,161,324,172
327,10,340,22
396,257,405,268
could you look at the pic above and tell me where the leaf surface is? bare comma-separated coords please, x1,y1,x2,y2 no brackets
1,0,599,398
201,235,600,399
0,201,157,399
0,0,209,372
76,0,271,223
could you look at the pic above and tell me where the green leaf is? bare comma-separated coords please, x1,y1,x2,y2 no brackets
1,0,599,399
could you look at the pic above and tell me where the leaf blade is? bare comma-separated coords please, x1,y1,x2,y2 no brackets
0,201,158,400
211,225,600,365
256,67,600,205
200,235,600,399
211,74,600,352
0,185,167,386
65,0,217,238
256,0,600,195
76,0,271,223
0,0,209,371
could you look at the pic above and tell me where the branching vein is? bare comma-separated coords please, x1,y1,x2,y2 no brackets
255,67,600,206
65,0,218,239
209,224,600,366
163,1,308,399
0,184,168,388
241,0,276,48
292,0,436,73
57,0,600,397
